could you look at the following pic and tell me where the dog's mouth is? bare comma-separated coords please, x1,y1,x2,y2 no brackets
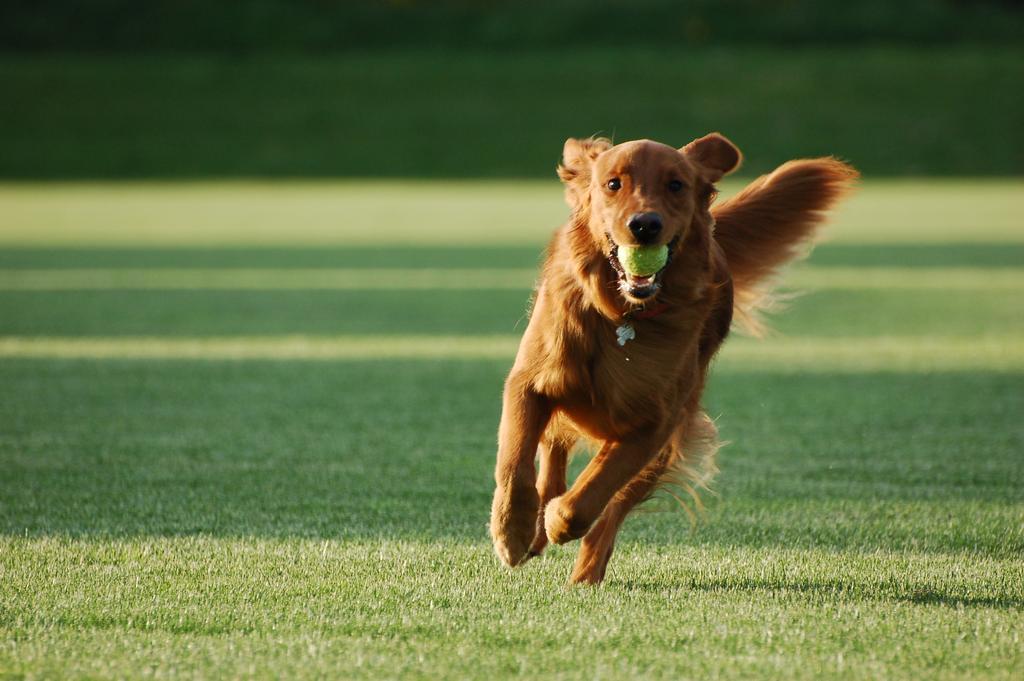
606,235,677,301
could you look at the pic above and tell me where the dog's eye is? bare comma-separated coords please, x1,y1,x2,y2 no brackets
606,178,621,191
667,179,684,193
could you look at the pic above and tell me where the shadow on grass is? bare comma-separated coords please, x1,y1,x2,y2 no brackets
1,243,1023,269
614,578,1024,609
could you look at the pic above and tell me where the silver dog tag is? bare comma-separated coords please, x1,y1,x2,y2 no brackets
616,323,635,346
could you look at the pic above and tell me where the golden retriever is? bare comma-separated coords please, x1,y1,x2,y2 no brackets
489,133,857,584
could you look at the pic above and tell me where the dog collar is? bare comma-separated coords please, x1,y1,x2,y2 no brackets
630,302,671,320
615,302,671,346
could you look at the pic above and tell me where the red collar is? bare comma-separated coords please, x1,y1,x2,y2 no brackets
630,302,671,320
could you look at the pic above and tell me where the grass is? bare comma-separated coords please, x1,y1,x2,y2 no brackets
1,47,1022,179
1,180,1023,679
2,179,1023,247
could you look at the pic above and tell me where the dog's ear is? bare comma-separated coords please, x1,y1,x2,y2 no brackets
681,133,742,182
558,137,612,208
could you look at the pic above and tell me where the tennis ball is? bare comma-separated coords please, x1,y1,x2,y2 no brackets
618,245,668,276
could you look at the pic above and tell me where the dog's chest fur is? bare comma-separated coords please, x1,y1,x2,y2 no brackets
530,290,711,439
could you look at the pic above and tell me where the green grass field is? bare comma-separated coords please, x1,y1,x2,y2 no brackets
1,180,1022,679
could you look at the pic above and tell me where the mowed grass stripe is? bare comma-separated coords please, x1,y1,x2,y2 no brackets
0,335,519,360
790,267,1024,291
1,180,1022,246
1,266,1021,291
0,267,540,290
1,334,1021,370
2,243,1023,270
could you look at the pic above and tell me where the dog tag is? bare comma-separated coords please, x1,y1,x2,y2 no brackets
616,323,635,346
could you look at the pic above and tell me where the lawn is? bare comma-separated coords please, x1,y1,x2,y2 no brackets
1,180,1022,679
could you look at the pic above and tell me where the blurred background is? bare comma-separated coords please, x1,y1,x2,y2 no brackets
1,0,1022,179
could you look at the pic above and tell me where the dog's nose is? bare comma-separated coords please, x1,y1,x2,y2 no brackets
627,212,663,243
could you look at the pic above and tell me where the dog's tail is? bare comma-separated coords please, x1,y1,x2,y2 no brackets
711,158,859,335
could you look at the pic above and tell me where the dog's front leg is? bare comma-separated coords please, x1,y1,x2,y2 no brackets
489,372,551,567
544,426,667,546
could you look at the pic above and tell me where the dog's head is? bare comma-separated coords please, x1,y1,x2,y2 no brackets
559,134,741,304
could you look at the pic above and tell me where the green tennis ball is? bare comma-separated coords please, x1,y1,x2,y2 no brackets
619,245,668,276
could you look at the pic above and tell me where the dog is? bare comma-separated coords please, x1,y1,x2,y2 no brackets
488,133,857,584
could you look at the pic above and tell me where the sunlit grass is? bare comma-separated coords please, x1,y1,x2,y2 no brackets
2,538,1022,679
0,334,1021,372
0,179,1021,246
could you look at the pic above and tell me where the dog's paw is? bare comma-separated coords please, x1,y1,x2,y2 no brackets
543,496,594,545
569,543,613,585
492,533,532,567
489,485,539,567
570,563,608,586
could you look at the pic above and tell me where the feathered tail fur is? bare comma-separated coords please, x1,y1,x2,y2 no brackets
711,158,859,334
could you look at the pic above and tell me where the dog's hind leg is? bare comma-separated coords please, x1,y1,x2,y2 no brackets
569,449,673,584
526,432,573,559
569,412,720,584
543,425,669,547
